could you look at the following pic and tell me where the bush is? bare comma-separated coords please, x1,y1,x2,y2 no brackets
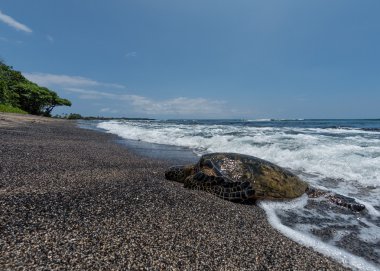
67,113,82,119
0,104,28,114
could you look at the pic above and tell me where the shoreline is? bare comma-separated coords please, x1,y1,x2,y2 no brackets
0,113,351,270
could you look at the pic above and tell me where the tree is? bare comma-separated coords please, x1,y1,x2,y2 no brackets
0,79,9,103
0,60,71,116
67,113,82,119
43,91,72,116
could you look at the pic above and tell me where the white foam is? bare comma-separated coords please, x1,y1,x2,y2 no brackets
357,218,380,243
259,200,380,271
97,120,380,189
96,120,380,269
356,199,380,217
247,118,272,122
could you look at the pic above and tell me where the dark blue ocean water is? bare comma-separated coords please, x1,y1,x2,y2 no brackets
161,118,380,130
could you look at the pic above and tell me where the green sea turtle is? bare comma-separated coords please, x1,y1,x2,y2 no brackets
165,153,365,212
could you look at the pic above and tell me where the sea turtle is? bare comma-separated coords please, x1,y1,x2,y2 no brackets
165,153,365,212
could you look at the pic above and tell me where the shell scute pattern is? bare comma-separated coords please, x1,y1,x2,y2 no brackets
164,153,366,212
165,153,307,202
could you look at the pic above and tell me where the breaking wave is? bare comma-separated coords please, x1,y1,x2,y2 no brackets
96,119,380,270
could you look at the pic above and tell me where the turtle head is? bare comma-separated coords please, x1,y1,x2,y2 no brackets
165,165,196,183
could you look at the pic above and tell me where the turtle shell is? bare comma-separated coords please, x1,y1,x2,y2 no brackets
198,153,308,199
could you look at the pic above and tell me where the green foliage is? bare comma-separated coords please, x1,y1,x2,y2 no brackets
0,104,28,114
67,113,83,119
0,60,71,116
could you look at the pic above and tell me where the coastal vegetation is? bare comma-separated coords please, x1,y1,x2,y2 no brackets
0,104,27,114
0,60,71,116
54,113,154,121
66,113,83,120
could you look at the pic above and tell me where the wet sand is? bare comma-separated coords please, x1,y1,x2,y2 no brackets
0,113,351,270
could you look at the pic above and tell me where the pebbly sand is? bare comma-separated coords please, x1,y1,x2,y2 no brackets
0,113,351,270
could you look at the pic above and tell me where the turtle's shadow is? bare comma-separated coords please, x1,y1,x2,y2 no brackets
231,199,256,206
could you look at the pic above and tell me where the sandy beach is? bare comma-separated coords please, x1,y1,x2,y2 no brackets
0,113,351,270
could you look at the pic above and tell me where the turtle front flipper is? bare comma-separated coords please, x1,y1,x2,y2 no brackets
184,172,255,201
306,188,365,212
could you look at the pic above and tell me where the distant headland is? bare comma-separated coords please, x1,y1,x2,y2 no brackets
55,113,154,121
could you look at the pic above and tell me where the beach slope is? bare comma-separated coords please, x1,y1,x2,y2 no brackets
0,113,350,270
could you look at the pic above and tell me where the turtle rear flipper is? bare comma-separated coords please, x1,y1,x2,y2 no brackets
184,172,255,201
306,188,365,212
327,194,365,212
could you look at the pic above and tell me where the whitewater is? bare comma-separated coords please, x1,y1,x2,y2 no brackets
94,119,380,270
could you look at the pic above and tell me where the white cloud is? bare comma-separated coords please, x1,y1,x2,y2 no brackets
64,88,114,100
127,96,226,115
100,108,119,114
23,72,125,89
0,10,32,33
64,88,227,116
24,73,99,87
125,51,137,58
22,72,236,117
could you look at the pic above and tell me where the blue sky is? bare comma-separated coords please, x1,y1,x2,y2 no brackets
1,0,379,119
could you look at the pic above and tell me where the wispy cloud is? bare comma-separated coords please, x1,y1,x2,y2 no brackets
0,10,32,33
46,35,54,43
125,51,137,58
100,108,119,114
23,72,234,117
0,36,23,44
23,72,125,89
64,88,112,99
65,88,227,116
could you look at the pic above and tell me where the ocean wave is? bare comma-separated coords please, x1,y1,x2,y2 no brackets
97,120,380,189
96,119,380,269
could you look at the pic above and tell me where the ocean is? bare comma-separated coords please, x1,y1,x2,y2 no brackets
81,119,380,271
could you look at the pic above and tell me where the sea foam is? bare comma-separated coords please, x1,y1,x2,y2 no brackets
97,120,380,188
96,119,380,270
260,199,380,271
